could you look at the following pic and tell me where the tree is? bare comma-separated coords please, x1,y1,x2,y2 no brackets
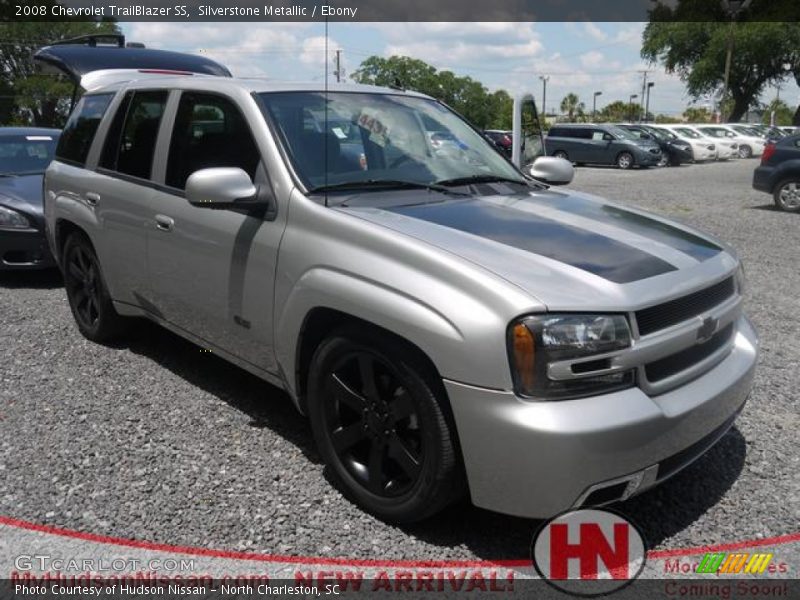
683,107,713,123
351,55,513,129
762,98,795,126
0,21,121,126
596,100,630,123
642,1,800,122
559,93,584,122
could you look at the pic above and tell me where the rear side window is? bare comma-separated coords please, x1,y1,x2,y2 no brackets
549,127,569,137
55,93,113,166
102,90,168,180
166,92,260,190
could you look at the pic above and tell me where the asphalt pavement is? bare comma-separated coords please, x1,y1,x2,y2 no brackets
1,159,797,562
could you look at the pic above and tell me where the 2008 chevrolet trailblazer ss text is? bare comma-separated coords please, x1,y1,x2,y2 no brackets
38,38,757,523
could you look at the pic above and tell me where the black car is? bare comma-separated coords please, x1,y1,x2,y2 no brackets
617,124,693,166
753,134,800,212
0,128,60,269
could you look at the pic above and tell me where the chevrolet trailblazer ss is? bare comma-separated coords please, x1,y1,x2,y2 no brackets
38,37,757,523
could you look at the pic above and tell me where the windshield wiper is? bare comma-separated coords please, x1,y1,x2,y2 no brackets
434,175,528,187
308,179,469,196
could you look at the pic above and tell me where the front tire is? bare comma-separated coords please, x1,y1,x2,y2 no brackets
307,328,463,523
738,145,752,159
774,179,800,213
553,150,569,161
616,151,634,169
62,233,125,343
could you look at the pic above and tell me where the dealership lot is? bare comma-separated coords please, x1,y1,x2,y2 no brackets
1,160,797,562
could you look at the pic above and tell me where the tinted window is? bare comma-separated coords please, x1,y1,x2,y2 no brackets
99,91,133,171
55,93,113,166
113,91,168,179
549,127,570,138
166,92,260,190
0,133,59,175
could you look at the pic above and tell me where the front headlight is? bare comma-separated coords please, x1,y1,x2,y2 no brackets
509,314,635,400
0,205,31,228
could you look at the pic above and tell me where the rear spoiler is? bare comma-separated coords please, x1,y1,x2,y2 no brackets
33,36,231,110
81,69,212,92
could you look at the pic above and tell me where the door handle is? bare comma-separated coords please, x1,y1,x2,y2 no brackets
85,192,100,206
154,214,175,232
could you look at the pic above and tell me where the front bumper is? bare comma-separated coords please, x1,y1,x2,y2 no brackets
692,146,716,161
635,150,662,166
0,227,56,270
446,315,758,519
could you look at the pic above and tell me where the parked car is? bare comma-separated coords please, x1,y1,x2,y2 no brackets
721,124,767,158
753,134,800,212
40,40,757,523
651,125,717,162
672,125,736,161
0,127,61,270
692,125,741,160
546,123,663,169
616,123,692,166
778,126,799,136
484,129,513,157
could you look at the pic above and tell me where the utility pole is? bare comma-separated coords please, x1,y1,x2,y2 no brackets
645,82,655,123
334,49,343,83
539,75,550,121
593,91,602,120
638,70,650,123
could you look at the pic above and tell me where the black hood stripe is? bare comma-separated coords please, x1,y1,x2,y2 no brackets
541,194,722,262
389,200,677,284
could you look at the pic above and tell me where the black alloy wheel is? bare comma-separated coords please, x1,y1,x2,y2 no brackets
308,329,463,523
62,234,125,342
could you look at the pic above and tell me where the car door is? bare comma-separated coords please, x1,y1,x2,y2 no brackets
586,128,613,164
92,89,169,307
146,90,284,373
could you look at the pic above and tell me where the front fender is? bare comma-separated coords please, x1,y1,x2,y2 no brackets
274,266,510,401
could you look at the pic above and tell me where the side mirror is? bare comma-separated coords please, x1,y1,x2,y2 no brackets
186,167,266,209
529,156,574,186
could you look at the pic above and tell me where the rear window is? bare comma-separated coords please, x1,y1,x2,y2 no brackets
55,93,114,167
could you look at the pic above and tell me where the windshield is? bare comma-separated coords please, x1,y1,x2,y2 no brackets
0,133,58,175
675,127,701,139
699,127,729,138
607,125,638,140
642,126,667,140
258,91,526,191
732,125,760,137
652,127,677,140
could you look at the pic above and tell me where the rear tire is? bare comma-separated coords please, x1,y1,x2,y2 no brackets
616,151,634,170
62,233,126,343
773,179,800,213
307,327,464,523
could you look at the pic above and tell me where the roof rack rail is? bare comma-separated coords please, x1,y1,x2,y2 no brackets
52,34,127,48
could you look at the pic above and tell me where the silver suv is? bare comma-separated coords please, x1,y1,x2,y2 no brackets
41,42,757,523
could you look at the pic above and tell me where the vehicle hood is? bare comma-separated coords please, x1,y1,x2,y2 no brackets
335,187,736,311
0,173,45,217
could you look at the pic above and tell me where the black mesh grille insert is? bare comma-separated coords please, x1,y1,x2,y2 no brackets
645,324,734,383
635,277,735,336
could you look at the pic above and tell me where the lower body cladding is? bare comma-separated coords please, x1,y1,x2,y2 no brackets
446,316,758,518
0,227,55,270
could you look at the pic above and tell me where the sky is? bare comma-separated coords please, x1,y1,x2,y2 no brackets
120,22,795,117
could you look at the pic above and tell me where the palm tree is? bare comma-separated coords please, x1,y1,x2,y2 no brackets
560,93,585,122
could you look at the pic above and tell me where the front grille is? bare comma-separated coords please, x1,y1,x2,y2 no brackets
635,277,735,336
645,323,734,383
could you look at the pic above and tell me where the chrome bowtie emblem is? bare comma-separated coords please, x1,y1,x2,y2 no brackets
697,317,719,343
